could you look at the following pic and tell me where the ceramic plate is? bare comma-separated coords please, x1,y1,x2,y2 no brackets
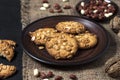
21,15,110,66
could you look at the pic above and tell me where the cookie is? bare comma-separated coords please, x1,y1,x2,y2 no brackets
75,32,97,49
45,33,78,59
0,40,16,61
56,21,86,34
29,28,57,45
0,63,16,79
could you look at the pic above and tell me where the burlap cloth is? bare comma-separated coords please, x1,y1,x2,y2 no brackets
21,0,120,80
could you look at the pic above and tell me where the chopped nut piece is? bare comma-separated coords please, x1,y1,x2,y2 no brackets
57,9,63,13
104,13,113,17
2,65,7,70
49,8,54,13
38,46,44,49
60,45,65,49
33,69,39,77
31,36,35,41
62,42,66,46
40,72,47,79
55,76,63,80
43,79,49,80
104,9,107,12
107,4,111,7
81,9,85,15
104,0,111,3
54,3,61,10
93,10,98,13
46,71,54,78
62,0,69,2
69,74,77,80
40,7,46,10
81,2,85,7
43,3,50,8
63,5,72,9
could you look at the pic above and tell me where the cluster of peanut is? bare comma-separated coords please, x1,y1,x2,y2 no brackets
78,0,116,20
33,69,78,80
40,0,72,13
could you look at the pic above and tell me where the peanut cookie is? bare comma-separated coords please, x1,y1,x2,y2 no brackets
56,21,85,34
29,28,57,45
75,32,97,49
0,40,16,61
0,63,16,79
46,33,78,59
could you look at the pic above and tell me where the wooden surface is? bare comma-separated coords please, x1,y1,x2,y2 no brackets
21,0,120,80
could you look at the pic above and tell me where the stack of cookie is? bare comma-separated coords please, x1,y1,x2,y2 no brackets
29,21,98,60
0,40,16,79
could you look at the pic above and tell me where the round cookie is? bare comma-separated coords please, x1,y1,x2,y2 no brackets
29,28,57,45
45,33,78,59
75,32,97,49
56,21,86,34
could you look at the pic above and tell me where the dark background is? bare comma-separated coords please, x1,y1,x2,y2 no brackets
0,0,22,80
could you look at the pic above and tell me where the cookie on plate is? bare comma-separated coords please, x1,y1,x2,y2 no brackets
46,33,78,59
0,63,16,79
56,21,86,34
75,32,97,49
0,40,16,61
29,28,57,45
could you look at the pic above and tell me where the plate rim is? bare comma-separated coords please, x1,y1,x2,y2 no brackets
21,15,110,66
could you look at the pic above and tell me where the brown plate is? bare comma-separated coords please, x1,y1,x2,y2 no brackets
21,15,110,66
76,0,118,22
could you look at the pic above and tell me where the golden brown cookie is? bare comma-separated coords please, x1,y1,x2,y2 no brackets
29,28,57,45
45,33,78,59
56,21,86,34
0,63,16,79
0,40,16,61
75,32,97,49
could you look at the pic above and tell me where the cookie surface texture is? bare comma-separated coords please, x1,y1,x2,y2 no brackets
29,28,57,45
56,21,85,34
75,32,97,49
0,40,16,61
46,33,78,59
